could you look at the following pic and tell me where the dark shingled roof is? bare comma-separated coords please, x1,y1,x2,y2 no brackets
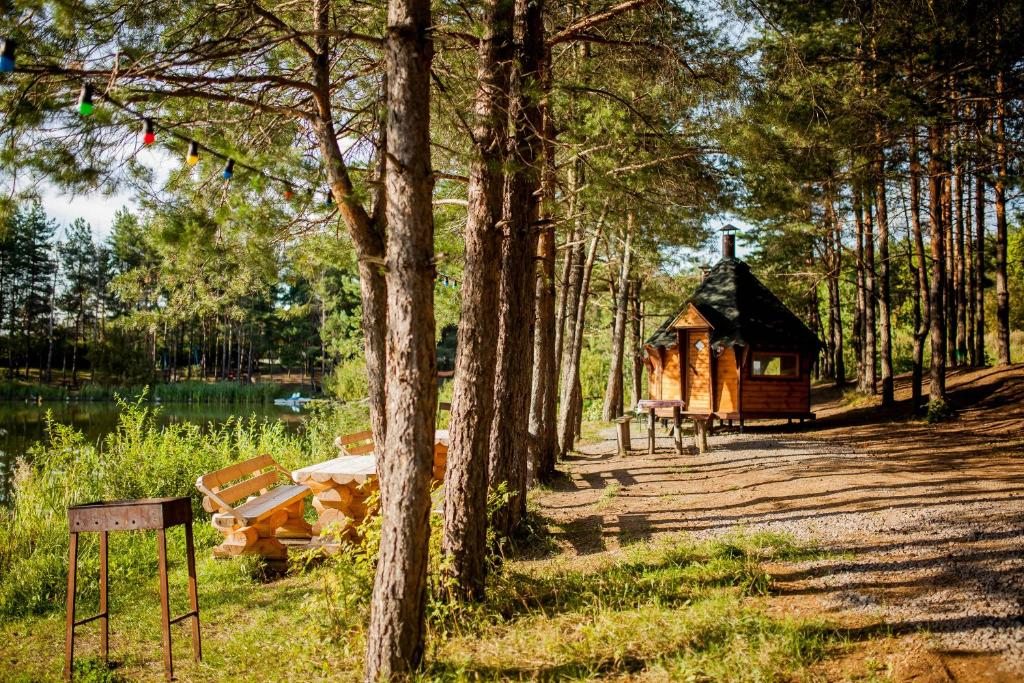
646,257,820,352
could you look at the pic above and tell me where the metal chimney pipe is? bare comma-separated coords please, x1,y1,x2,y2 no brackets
722,232,735,259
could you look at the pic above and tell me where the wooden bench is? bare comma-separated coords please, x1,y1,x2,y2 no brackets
333,430,375,456
195,454,312,560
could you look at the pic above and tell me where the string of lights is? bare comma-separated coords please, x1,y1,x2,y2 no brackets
0,47,462,288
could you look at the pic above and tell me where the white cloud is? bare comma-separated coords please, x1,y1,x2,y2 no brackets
41,190,135,238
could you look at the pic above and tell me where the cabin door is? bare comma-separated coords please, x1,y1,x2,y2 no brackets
683,329,712,412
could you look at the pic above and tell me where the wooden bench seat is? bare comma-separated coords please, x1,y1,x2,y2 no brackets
196,454,312,560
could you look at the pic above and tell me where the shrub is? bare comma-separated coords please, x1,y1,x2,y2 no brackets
323,359,370,402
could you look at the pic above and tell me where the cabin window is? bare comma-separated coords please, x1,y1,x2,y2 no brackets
750,351,799,378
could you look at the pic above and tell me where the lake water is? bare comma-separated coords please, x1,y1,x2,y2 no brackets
0,401,305,501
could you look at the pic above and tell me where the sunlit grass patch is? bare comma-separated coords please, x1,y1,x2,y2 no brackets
425,533,842,680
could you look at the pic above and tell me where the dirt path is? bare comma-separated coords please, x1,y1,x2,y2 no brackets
538,365,1024,681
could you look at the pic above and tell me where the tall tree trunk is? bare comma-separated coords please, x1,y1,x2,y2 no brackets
993,66,1011,365
928,123,947,405
312,0,389,452
863,191,877,395
629,279,644,408
874,146,893,407
363,0,435,674
602,214,633,420
826,193,845,387
558,213,604,455
529,36,559,484
555,161,583,383
853,194,865,390
954,154,968,365
964,160,976,367
974,172,986,365
943,147,956,367
441,0,512,602
909,130,930,413
489,0,544,538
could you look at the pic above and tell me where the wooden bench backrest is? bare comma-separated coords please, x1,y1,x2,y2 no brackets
338,430,375,455
196,454,284,514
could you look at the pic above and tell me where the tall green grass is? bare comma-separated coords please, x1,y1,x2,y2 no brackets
0,397,314,618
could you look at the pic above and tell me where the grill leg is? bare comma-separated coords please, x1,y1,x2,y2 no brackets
156,529,173,681
99,530,108,663
64,532,79,681
185,521,202,662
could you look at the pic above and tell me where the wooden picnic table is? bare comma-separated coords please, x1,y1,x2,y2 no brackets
292,430,449,539
635,400,712,455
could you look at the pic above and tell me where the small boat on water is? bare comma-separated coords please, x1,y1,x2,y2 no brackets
273,392,313,408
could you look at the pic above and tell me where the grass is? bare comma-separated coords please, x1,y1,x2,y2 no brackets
593,482,621,510
0,401,864,681
0,531,850,682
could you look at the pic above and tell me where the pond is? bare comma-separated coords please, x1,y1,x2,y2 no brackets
0,401,305,502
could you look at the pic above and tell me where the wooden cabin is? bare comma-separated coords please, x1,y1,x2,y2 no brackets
644,228,820,424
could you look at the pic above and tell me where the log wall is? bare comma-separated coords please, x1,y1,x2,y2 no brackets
740,350,812,413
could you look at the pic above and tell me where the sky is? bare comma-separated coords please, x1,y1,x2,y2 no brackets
40,187,134,238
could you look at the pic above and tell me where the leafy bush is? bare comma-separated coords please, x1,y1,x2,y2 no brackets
323,358,370,401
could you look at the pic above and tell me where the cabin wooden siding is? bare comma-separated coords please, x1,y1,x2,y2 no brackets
662,345,681,400
714,347,739,413
645,345,682,401
670,303,710,329
738,350,812,414
646,345,812,417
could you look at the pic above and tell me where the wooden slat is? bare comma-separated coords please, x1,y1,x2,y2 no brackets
343,442,375,455
209,470,280,509
198,454,275,491
338,430,373,445
234,484,310,524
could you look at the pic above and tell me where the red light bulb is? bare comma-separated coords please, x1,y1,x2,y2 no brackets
142,118,156,145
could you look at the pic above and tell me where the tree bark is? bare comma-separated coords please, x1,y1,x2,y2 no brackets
974,171,986,365
528,34,559,484
863,190,877,395
825,192,845,387
558,210,605,455
927,123,947,405
311,0,389,452
554,161,584,382
602,214,633,420
629,279,644,408
873,146,893,407
853,193,865,390
363,0,436,674
943,144,956,367
909,130,930,414
488,0,545,538
964,159,976,367
993,66,1011,365
441,0,512,602
954,153,968,365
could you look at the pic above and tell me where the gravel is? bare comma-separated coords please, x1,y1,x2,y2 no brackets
561,430,1024,673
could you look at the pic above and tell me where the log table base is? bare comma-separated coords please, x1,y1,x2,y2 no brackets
293,438,448,545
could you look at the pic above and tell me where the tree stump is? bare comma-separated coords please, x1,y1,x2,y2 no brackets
614,417,632,455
